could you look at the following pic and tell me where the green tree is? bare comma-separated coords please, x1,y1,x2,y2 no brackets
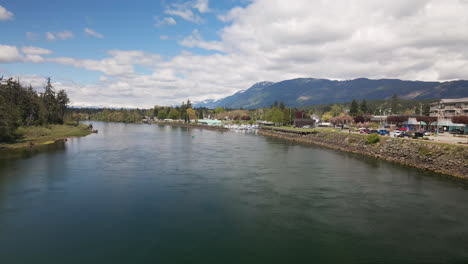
350,99,359,116
282,108,290,125
157,111,167,120
330,104,343,117
0,94,16,142
360,99,368,114
279,101,285,110
187,108,196,121
215,106,224,114
42,78,59,123
168,108,180,119
391,93,399,114
56,89,70,123
271,108,283,125
422,104,430,116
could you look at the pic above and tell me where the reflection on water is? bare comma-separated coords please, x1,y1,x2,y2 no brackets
0,122,467,264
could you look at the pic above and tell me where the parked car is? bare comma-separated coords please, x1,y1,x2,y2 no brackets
450,129,465,135
423,131,431,136
302,125,311,129
369,130,379,134
378,130,390,136
397,132,412,138
414,132,424,138
359,128,370,134
393,131,402,137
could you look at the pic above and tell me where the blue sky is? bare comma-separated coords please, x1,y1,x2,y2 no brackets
1,0,240,83
1,0,468,107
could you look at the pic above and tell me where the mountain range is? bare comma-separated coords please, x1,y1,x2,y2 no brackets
194,78,468,109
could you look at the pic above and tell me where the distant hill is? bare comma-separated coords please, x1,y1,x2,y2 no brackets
194,78,468,109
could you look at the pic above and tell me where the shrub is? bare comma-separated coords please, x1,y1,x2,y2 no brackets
366,133,380,144
423,137,429,140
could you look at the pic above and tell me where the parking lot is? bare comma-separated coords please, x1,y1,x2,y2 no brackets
342,128,468,146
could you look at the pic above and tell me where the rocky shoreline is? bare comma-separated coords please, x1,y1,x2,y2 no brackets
259,128,468,179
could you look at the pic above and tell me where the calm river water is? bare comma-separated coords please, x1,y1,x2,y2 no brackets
1,122,468,263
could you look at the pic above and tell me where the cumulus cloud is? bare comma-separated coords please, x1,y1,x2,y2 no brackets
160,35,169,40
21,46,53,55
164,2,203,23
154,16,177,27
0,45,22,63
179,29,225,52
194,0,210,13
84,28,104,39
0,5,13,21
6,0,468,107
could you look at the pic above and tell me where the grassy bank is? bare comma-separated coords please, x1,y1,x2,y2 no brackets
0,124,93,150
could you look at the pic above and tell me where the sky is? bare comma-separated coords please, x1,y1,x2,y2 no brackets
1,0,468,108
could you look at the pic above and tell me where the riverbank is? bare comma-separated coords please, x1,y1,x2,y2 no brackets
259,127,468,179
0,124,93,150
154,121,229,131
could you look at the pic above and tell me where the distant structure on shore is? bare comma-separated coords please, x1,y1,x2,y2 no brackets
430,98,468,120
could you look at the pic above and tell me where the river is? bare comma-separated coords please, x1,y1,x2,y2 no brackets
1,122,467,263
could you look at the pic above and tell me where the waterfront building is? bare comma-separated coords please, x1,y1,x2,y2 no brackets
430,98,468,120
197,119,222,126
293,119,316,128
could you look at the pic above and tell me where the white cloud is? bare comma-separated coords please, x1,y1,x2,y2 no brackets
56,30,74,40
194,0,210,13
84,28,104,39
26,32,39,41
0,5,13,21
46,30,74,41
21,46,53,55
46,32,56,42
0,45,22,63
160,35,169,40
164,3,203,23
179,29,225,52
154,16,177,27
5,0,468,107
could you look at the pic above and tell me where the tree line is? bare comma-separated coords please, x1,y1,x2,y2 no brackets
0,77,69,142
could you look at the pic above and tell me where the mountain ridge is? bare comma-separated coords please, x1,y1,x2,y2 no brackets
194,78,468,109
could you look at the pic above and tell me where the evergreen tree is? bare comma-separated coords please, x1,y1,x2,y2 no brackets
391,93,399,114
43,78,59,123
422,104,430,116
350,99,359,116
0,94,16,142
279,101,285,110
56,90,70,124
360,99,368,114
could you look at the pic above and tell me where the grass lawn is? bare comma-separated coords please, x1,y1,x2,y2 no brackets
0,124,92,150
